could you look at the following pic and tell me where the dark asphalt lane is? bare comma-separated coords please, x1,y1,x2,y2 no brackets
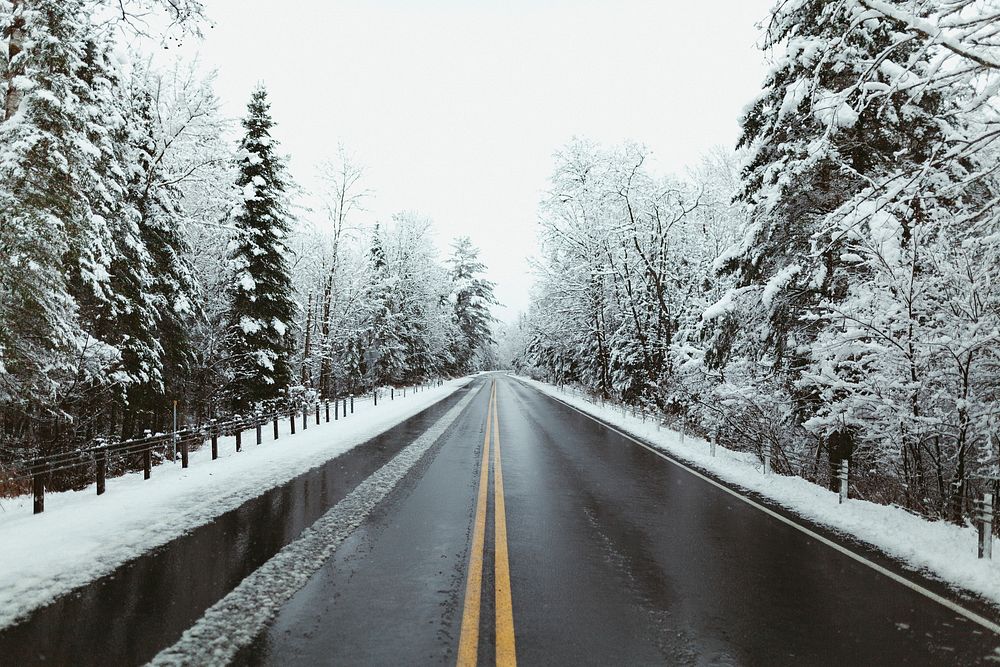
496,379,998,665
235,379,493,666
241,374,999,666
0,383,478,666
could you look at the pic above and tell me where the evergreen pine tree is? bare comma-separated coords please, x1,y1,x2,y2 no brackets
711,0,952,411
225,85,295,409
0,0,112,415
447,237,497,374
70,34,168,434
363,224,405,387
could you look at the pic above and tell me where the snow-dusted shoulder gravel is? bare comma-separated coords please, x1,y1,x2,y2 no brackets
518,376,1000,612
0,379,471,630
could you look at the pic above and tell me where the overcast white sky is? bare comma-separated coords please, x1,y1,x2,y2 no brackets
176,0,774,322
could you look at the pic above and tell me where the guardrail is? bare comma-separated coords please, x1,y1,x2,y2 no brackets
1,379,446,516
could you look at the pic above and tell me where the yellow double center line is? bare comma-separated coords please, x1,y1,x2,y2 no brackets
457,380,516,666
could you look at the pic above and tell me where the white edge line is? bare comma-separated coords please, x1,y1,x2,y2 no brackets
513,377,1000,636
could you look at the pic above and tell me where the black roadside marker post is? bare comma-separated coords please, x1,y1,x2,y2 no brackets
96,447,107,495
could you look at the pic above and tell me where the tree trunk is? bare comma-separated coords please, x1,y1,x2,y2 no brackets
3,1,25,122
301,291,313,385
318,273,333,396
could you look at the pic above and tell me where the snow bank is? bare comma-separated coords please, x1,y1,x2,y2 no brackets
0,379,470,630
517,376,1000,611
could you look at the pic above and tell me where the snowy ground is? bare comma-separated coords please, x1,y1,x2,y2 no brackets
517,376,1000,611
0,379,470,630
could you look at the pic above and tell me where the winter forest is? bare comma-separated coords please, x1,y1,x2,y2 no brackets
0,1,497,465
509,0,1000,524
1,0,1000,530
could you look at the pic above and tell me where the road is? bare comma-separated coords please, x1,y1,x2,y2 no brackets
2,374,997,665
234,375,997,665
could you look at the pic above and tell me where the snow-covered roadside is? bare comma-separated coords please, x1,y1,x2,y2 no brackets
517,376,1000,610
0,378,472,630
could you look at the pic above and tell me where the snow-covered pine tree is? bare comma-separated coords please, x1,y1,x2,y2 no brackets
68,33,164,438
447,237,497,374
757,2,1000,518
363,223,405,387
225,85,296,409
0,0,124,428
709,0,955,427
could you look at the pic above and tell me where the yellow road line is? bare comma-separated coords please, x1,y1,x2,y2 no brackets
457,381,494,666
492,382,517,666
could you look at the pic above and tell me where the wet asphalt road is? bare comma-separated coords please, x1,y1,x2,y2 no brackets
3,374,998,665
238,375,999,665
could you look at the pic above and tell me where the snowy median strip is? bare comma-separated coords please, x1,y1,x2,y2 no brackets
517,376,1000,616
0,379,470,630
149,385,479,666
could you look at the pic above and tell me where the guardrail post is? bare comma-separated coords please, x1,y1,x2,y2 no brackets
391,387,394,401
302,406,308,431
374,389,378,407
181,434,189,468
316,403,321,425
350,395,354,414
978,493,993,559
32,460,44,514
325,401,330,423
764,442,772,476
211,421,219,459
290,410,296,435
838,460,849,503
96,446,107,495
143,443,151,480
236,427,242,452
256,416,263,445
335,398,339,421
273,414,279,440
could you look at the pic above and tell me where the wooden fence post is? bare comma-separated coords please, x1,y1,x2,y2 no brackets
302,406,308,430
211,422,219,459
256,416,263,445
325,401,330,423
95,446,107,495
236,426,242,452
143,444,151,480
374,389,378,406
290,410,296,435
316,403,321,425
335,398,339,421
273,414,279,440
181,435,189,468
350,395,354,414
